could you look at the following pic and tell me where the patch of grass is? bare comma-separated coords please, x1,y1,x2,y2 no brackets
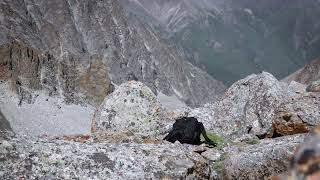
243,138,260,145
201,132,229,149
211,152,229,178
212,161,224,175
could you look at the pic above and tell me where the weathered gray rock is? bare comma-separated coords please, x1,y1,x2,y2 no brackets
0,136,212,179
191,72,320,139
307,80,320,92
271,92,320,137
223,135,305,180
92,81,172,141
191,72,289,138
288,81,307,95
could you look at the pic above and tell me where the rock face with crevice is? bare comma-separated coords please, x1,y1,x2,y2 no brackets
0,41,113,106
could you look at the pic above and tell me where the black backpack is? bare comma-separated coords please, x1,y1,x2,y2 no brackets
164,117,216,146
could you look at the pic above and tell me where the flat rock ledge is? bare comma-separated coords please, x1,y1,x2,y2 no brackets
0,136,211,179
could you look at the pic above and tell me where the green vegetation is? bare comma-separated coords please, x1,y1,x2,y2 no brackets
211,152,229,177
212,161,224,175
201,132,229,149
243,138,260,145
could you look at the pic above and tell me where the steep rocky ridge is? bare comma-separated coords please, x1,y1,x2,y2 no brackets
0,0,225,107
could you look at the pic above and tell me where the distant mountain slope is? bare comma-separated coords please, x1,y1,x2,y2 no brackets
120,0,320,85
284,58,320,84
0,0,225,107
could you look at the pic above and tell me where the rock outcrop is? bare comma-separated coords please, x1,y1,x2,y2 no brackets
223,134,305,179
307,80,320,92
92,81,171,142
285,58,320,84
0,136,211,179
191,72,320,139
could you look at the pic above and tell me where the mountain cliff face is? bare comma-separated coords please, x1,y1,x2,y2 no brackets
120,0,320,85
0,0,225,108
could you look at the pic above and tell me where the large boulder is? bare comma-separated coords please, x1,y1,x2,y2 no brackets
92,81,171,141
191,72,289,138
0,136,212,179
191,72,320,139
222,135,305,179
271,92,320,137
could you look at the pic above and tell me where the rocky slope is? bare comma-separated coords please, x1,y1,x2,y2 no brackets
0,0,225,135
0,74,320,179
1,1,320,179
284,58,320,84
120,0,320,85
0,0,225,108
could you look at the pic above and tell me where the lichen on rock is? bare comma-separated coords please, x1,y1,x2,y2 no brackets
0,136,212,179
191,72,320,140
92,81,172,141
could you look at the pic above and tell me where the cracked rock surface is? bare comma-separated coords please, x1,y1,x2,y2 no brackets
0,136,211,179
